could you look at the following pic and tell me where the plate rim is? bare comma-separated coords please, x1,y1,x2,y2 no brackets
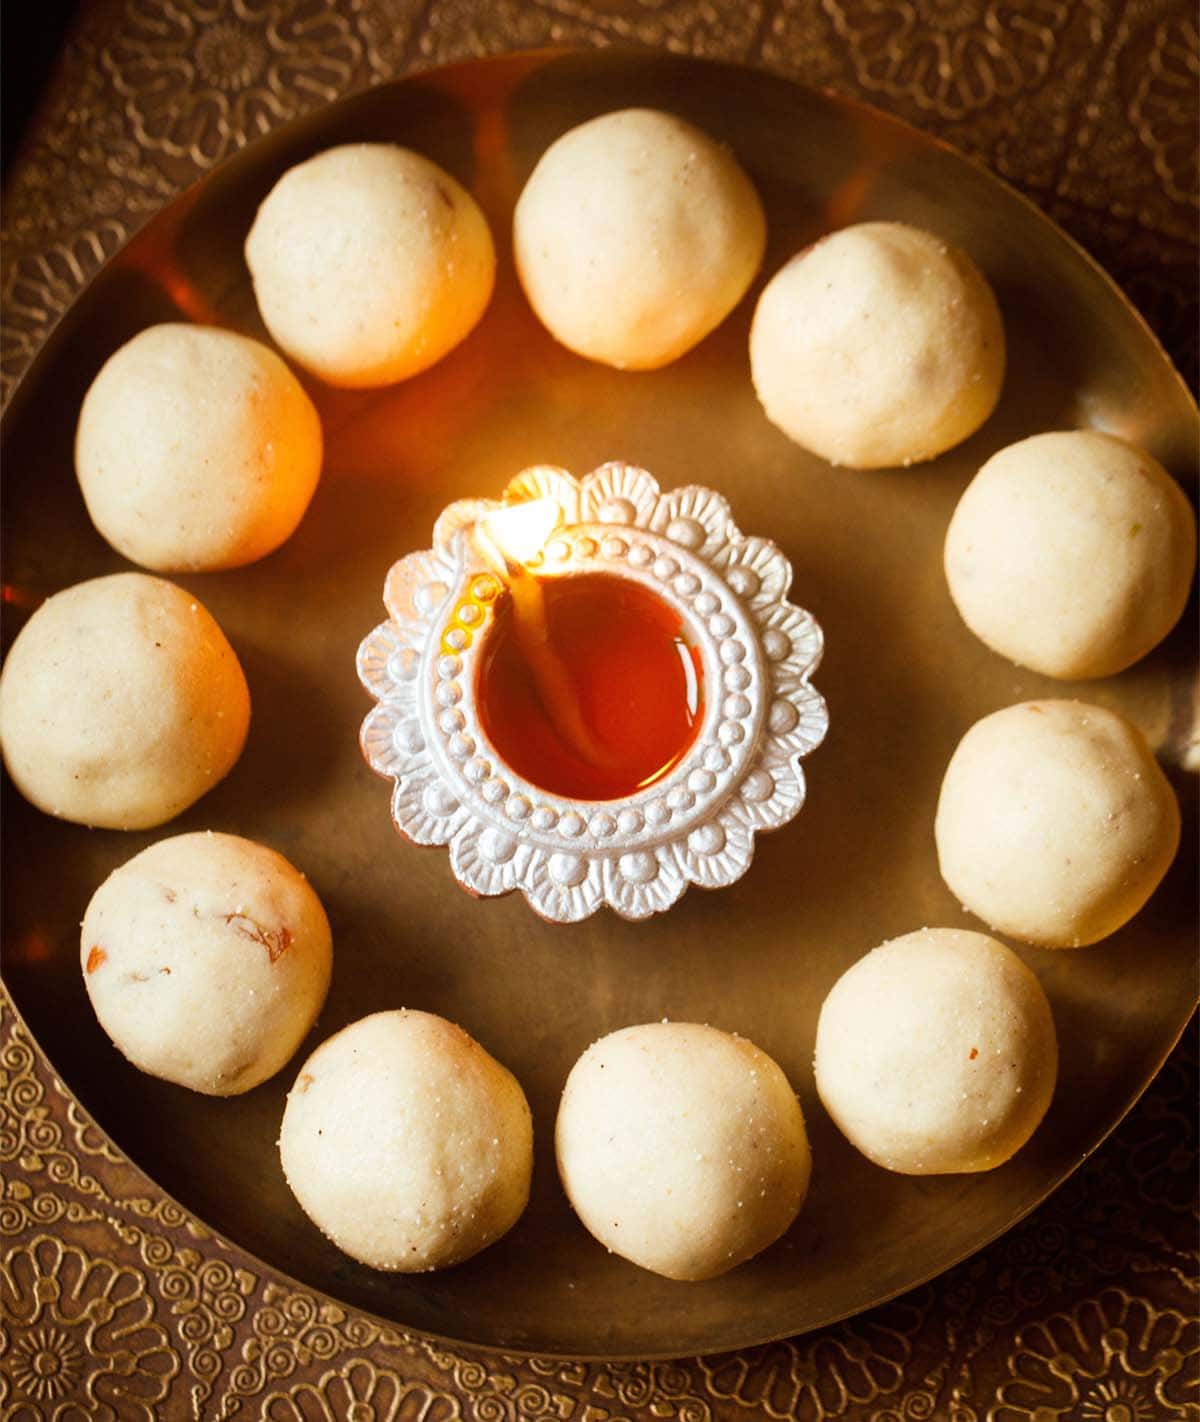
2,45,1198,1360
4,46,1198,426
4,978,1195,1362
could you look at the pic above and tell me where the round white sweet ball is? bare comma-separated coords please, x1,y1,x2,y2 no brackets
279,1010,532,1271
514,108,766,370
75,324,323,573
945,430,1196,679
555,1022,810,1281
81,833,332,1095
936,700,1181,948
245,143,495,388
750,221,1005,468
815,928,1057,1174
0,574,250,829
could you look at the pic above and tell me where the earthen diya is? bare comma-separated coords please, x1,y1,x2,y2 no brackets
357,463,827,922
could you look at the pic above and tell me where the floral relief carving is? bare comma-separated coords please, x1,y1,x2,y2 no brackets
1103,1035,1199,1219
1,2,1198,1415
0,999,257,1416
415,0,562,63
758,0,1107,194
591,1362,715,1421
114,1227,256,1415
990,1288,1200,1422
102,0,364,168
699,1298,929,1419
64,1100,126,1167
0,1003,112,1217
1055,3,1198,244
1129,13,1199,209
225,1280,414,1407
6,145,139,249
4,1325,89,1407
1,18,154,244
818,0,1072,119
418,1345,532,1418
0,1235,179,1421
0,1186,104,1241
411,0,764,67
1,224,128,405
533,0,762,55
116,1195,210,1237
263,1358,461,1421
411,1349,724,1421
349,0,421,83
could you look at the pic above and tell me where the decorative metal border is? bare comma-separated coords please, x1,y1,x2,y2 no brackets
357,463,827,921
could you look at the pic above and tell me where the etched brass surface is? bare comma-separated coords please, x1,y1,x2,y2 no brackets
1,4,1198,1416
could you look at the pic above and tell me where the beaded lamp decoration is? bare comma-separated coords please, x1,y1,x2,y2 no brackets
357,463,828,922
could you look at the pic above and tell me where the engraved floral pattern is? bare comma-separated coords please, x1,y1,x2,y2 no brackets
417,0,761,65
1,0,1197,1413
699,1298,931,1418
263,1358,459,1421
6,1326,86,1403
0,225,128,401
102,0,363,168
0,1001,110,1215
0,1236,178,1420
820,0,1072,119
358,463,828,921
225,1282,411,1407
1129,13,1199,208
991,1288,1200,1422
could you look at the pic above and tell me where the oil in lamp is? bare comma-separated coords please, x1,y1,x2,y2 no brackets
357,463,827,922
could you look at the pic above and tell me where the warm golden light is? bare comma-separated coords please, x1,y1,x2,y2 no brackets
473,498,619,774
477,498,562,568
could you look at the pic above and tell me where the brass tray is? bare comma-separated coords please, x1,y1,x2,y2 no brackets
2,50,1197,1359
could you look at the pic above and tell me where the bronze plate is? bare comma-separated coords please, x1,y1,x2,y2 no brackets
2,51,1197,1359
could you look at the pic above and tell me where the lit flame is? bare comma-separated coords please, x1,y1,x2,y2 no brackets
477,498,562,569
471,494,617,772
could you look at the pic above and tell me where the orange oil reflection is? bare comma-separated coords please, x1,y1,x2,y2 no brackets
2,584,43,611
11,928,54,965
